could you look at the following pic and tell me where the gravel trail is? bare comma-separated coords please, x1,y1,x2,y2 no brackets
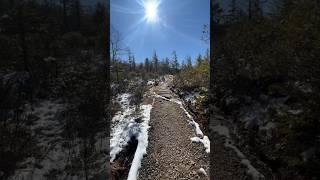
138,82,209,180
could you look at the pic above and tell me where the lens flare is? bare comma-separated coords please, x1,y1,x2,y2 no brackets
144,0,159,23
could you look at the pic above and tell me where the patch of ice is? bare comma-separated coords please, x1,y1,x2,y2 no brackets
127,104,153,180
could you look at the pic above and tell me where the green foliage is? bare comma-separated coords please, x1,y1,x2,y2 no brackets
176,57,209,91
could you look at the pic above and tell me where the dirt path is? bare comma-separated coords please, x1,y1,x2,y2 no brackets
138,80,209,180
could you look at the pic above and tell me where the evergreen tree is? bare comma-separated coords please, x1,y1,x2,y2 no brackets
127,49,133,71
144,58,150,72
164,57,170,73
196,54,203,67
186,56,192,68
132,55,136,71
172,51,179,72
152,50,159,72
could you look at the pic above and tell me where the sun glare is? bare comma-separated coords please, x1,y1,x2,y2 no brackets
144,1,159,23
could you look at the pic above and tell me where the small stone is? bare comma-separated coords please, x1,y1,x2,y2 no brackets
197,168,208,177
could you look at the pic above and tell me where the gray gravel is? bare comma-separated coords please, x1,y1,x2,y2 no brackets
138,86,209,180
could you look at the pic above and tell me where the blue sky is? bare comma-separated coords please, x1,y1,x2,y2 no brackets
111,0,210,63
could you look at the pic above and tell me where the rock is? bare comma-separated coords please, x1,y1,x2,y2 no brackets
197,168,208,177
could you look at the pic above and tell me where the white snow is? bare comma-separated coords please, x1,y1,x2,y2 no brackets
127,104,153,180
213,125,264,179
224,140,246,159
225,141,264,179
184,92,200,106
10,99,109,180
175,99,204,138
110,93,154,180
147,80,154,86
154,92,210,152
197,168,208,177
110,93,138,162
10,101,67,180
190,136,210,153
241,159,265,180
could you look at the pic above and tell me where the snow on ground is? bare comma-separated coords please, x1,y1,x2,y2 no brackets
154,92,210,153
147,80,154,86
197,168,208,177
127,104,153,180
110,93,137,162
190,136,210,153
110,93,155,180
184,92,200,106
10,100,66,180
173,99,204,138
10,100,108,180
212,125,265,180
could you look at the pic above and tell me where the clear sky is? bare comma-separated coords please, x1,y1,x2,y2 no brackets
111,0,210,63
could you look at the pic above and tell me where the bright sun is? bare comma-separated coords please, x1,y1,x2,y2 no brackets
144,1,159,23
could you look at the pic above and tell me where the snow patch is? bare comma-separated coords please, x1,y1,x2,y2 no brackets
154,92,210,153
10,100,68,179
127,104,153,180
190,136,210,153
241,159,264,180
224,140,246,159
184,92,200,106
197,168,208,177
147,80,154,86
110,93,154,180
213,125,264,179
172,98,204,138
225,141,264,179
110,93,138,162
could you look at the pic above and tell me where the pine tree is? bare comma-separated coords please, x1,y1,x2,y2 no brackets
196,54,203,67
152,50,159,72
164,57,170,73
132,55,136,71
144,58,150,72
187,56,192,68
172,51,179,72
128,49,132,71
204,48,210,63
